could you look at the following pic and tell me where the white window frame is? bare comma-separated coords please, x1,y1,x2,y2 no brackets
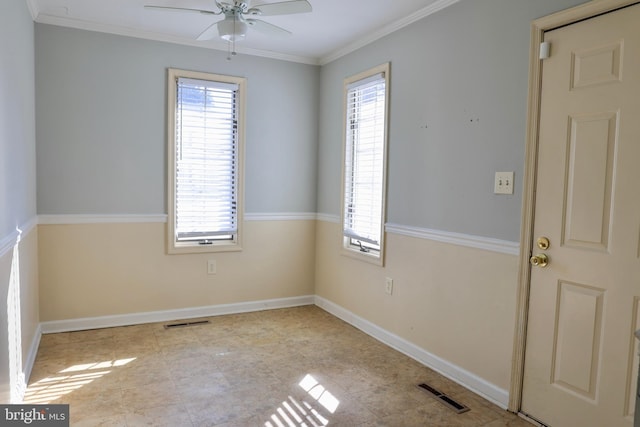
167,68,245,254
340,63,390,265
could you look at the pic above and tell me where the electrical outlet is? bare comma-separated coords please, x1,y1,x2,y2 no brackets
207,259,216,275
385,277,393,295
494,171,514,195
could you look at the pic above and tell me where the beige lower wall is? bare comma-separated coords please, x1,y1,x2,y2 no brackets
0,226,40,403
36,218,518,393
314,220,519,391
38,220,316,321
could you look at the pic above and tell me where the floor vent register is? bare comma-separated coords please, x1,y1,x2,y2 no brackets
164,319,211,329
417,383,470,414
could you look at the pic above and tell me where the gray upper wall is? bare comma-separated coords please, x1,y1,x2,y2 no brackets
0,1,36,237
35,25,319,215
34,0,589,241
318,0,588,242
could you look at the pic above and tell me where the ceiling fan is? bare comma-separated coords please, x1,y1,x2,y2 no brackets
145,1,312,43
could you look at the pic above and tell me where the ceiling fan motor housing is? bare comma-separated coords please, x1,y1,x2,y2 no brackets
218,15,248,41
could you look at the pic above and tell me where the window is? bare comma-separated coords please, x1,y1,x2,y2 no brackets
167,68,245,254
341,63,389,264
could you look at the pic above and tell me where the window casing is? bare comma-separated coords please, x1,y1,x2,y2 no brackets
167,68,245,254
341,63,390,264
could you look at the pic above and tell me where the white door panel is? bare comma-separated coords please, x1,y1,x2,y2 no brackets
522,4,640,426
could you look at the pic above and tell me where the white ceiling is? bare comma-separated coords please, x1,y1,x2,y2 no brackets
27,0,458,64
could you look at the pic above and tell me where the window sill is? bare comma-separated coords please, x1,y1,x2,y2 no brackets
167,241,242,255
341,246,384,266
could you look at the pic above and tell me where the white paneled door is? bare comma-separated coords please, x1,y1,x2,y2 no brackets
522,4,640,426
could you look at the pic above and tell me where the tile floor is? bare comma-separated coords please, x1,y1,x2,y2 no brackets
25,306,531,426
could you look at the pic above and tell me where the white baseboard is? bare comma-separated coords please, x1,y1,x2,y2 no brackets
24,323,42,384
40,295,315,334
314,296,510,409
36,293,508,408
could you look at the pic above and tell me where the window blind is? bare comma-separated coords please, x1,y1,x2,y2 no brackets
343,72,386,248
175,77,239,242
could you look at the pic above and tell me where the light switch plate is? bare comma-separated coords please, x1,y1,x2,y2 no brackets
207,259,217,275
494,172,514,195
385,277,393,295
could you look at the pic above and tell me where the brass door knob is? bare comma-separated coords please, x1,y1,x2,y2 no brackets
537,237,550,250
530,253,549,268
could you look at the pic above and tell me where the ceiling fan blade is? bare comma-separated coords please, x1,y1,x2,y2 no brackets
246,19,291,36
144,5,219,16
196,21,222,41
247,0,312,16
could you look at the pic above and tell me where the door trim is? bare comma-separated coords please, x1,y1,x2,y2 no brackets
510,0,640,413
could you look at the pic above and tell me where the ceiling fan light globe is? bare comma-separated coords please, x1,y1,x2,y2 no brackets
218,19,248,41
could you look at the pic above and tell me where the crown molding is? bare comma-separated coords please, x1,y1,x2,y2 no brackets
319,0,460,65
31,0,460,67
25,0,38,21
34,14,320,66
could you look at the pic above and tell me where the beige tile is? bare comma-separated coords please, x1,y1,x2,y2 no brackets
118,365,173,389
190,323,238,342
124,404,193,427
185,393,250,426
119,353,167,371
173,373,232,400
221,365,281,390
32,347,70,366
114,341,161,360
211,414,264,427
346,383,425,418
167,355,220,382
26,306,522,427
71,414,127,427
153,327,199,347
38,332,71,348
322,363,392,394
160,342,216,364
484,415,536,427
377,400,464,426
121,380,182,411
301,390,379,426
64,342,116,366
114,323,159,338
68,327,115,343
67,388,126,423
212,349,269,372
28,358,69,380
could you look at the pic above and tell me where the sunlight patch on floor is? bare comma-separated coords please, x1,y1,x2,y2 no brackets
265,374,340,427
23,358,136,404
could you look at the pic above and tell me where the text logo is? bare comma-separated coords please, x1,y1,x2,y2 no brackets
1,405,69,426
